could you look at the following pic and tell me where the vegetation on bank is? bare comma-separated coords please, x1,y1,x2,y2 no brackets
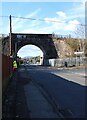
53,37,86,57
84,41,87,57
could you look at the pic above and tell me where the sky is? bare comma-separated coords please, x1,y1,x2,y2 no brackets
1,1,86,58
17,45,43,58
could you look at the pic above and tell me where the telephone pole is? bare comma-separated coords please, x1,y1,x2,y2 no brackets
9,15,12,56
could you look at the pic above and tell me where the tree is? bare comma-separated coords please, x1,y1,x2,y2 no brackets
66,38,80,56
0,34,9,55
74,25,85,52
84,41,87,57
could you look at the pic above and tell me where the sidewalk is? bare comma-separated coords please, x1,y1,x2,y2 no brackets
2,70,60,119
48,65,85,70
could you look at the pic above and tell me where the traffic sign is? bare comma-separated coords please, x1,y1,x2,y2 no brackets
74,51,84,55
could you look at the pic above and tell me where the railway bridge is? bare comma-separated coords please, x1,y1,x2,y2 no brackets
10,33,58,65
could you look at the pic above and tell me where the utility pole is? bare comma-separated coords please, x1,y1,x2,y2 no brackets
9,15,12,56
9,15,12,76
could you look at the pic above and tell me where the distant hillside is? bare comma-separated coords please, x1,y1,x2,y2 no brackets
23,56,33,59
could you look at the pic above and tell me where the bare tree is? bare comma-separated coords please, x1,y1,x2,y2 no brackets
74,25,85,57
0,34,9,55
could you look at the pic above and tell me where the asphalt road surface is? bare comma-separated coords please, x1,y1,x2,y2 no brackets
21,65,87,118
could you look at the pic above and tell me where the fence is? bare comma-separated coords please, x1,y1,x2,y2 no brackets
47,57,85,67
2,54,13,94
52,33,71,39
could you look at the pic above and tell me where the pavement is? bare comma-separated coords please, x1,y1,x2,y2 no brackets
2,69,60,119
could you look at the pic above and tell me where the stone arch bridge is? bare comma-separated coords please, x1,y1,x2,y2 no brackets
3,33,58,65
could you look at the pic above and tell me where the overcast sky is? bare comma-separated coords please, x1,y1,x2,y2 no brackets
1,1,86,58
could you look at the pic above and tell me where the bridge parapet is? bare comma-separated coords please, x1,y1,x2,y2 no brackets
11,33,58,60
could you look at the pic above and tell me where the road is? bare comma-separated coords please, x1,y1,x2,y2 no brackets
22,65,87,118
3,65,87,119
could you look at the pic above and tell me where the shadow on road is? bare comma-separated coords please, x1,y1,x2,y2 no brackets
2,65,87,119
23,65,87,118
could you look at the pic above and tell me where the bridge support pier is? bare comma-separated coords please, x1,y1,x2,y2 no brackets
43,58,49,66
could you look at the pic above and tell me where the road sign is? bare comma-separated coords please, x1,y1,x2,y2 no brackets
74,51,84,55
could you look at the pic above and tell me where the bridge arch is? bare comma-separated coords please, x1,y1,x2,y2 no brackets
11,33,58,65
17,44,45,65
17,42,46,58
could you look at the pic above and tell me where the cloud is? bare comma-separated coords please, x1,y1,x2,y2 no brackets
56,11,67,19
1,2,85,57
16,17,80,35
1,2,84,36
26,8,41,18
43,13,80,34
43,2,84,34
12,8,41,32
64,20,80,31
44,17,65,24
66,2,85,20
